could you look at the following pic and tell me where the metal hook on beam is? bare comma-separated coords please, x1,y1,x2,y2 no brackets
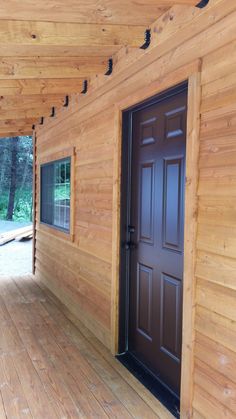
50,107,56,117
40,117,44,125
140,29,151,50
196,0,209,8
105,58,113,76
81,80,88,94
63,95,69,107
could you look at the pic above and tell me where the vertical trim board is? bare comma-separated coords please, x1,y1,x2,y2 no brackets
180,69,202,418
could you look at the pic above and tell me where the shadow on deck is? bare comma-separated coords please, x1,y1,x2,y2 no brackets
0,275,173,418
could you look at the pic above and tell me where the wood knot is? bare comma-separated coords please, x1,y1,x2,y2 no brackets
31,34,37,39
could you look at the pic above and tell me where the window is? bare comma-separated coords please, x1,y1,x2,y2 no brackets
40,157,71,232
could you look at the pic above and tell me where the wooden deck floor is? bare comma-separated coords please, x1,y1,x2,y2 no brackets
0,275,173,419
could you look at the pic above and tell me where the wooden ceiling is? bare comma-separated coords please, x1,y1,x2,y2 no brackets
0,0,197,138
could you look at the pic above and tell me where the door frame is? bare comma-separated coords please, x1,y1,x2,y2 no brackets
111,60,201,417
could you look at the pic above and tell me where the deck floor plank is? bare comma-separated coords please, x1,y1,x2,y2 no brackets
0,275,173,419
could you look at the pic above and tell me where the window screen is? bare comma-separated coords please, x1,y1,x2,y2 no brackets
40,157,71,232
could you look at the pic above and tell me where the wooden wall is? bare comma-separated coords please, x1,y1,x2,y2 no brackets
35,0,236,416
35,107,114,348
192,40,236,418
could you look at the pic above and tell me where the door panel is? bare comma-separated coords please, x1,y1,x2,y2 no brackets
163,157,183,251
128,88,187,396
140,162,154,243
160,273,182,361
137,263,153,340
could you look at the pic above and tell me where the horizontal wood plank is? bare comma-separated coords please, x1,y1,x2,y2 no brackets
0,1,176,25
0,57,107,79
0,79,84,95
0,20,145,48
195,305,236,353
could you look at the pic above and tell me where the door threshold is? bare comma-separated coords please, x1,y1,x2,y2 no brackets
116,352,180,418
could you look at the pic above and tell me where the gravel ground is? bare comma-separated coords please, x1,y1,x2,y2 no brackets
0,221,33,276
0,220,31,234
0,240,33,276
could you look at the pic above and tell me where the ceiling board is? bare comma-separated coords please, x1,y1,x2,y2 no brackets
0,1,197,136
0,1,176,25
0,45,120,57
0,20,145,48
0,57,107,79
0,118,37,130
0,79,84,95
0,95,65,119
0,131,32,137
0,106,61,120
0,94,65,107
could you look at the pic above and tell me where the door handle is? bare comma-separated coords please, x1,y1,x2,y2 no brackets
128,225,135,233
124,241,136,250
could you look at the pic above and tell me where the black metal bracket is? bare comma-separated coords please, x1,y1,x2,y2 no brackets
81,80,88,94
140,29,151,50
63,95,69,107
32,125,35,130
50,107,55,117
40,117,44,125
196,0,209,8
105,58,113,76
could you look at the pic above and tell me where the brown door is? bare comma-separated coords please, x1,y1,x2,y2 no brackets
128,88,187,396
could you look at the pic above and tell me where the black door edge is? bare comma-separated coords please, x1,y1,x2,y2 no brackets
116,352,180,418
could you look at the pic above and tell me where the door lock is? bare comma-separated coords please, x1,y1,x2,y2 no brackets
128,225,135,233
124,241,136,250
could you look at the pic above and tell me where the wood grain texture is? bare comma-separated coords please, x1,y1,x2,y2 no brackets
0,1,179,25
0,275,172,419
35,107,114,347
0,20,145,48
0,57,107,79
193,11,236,416
34,1,236,417
180,70,201,418
0,79,84,95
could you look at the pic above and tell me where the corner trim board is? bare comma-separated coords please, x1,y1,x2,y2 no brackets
110,60,201,417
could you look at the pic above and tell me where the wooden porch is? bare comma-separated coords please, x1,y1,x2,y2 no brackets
0,275,172,418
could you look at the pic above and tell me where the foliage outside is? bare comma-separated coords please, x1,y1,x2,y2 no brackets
0,136,33,222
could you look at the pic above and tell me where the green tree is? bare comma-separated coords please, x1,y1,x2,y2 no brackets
0,136,33,221
6,137,18,220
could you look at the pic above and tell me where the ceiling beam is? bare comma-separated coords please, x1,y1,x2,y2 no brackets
0,95,65,119
0,127,33,133
0,131,32,137
0,1,174,25
0,106,60,120
0,20,144,48
0,94,65,108
0,79,84,95
0,57,107,79
0,45,120,57
0,118,37,129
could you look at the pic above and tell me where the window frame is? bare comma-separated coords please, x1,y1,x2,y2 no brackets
38,147,75,241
